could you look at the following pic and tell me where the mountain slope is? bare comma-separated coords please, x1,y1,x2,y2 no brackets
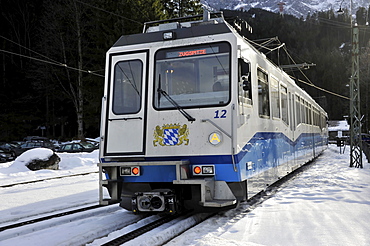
202,0,370,18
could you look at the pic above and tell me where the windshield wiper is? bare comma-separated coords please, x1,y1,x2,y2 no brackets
157,87,196,122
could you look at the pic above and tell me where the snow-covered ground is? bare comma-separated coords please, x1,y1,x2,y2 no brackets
0,145,369,245
0,148,101,225
166,145,370,246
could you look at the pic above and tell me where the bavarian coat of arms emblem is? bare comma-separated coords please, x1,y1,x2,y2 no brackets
153,123,189,146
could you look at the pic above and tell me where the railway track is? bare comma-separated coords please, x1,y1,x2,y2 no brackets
0,204,146,245
0,204,102,232
0,171,98,188
101,213,185,246
96,212,214,246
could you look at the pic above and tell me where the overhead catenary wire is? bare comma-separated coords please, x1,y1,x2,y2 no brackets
0,35,61,65
282,43,349,100
281,45,314,85
247,35,349,101
0,48,105,78
290,75,349,100
312,16,370,34
1,1,151,79
247,36,314,85
74,0,143,25
244,37,284,53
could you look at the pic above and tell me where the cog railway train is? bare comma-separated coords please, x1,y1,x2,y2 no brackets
98,11,328,214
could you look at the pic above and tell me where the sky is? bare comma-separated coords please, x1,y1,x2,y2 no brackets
0,145,369,245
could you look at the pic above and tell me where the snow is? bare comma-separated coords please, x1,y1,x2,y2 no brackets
214,0,369,19
0,148,100,221
1,145,370,245
0,148,99,186
328,120,350,132
165,145,370,246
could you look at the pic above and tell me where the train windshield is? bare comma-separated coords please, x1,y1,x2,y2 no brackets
154,42,230,109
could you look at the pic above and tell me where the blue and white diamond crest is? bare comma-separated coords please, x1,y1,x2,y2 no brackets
153,123,190,147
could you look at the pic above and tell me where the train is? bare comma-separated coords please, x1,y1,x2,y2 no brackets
98,11,328,214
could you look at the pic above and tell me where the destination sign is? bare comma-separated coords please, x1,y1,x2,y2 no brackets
166,47,219,59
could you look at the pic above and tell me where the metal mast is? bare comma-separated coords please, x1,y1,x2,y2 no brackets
349,25,363,168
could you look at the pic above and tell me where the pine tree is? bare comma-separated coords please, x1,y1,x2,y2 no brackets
162,0,202,18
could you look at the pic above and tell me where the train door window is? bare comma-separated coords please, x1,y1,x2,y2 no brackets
271,77,280,119
238,58,252,105
154,42,230,109
257,68,270,118
280,85,288,125
113,59,143,114
296,95,301,125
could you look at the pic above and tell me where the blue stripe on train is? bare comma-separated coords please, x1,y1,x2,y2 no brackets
113,132,326,183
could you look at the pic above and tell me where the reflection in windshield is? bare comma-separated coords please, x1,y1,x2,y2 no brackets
154,43,230,109
157,86,196,122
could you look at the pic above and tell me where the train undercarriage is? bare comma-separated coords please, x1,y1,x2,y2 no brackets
98,161,243,214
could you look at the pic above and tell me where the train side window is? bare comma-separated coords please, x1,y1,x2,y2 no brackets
296,95,301,125
313,107,319,127
112,59,143,115
290,93,296,131
238,59,252,104
271,77,280,119
301,98,306,124
257,68,270,118
280,85,288,124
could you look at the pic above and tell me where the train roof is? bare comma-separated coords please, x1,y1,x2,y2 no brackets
112,12,233,47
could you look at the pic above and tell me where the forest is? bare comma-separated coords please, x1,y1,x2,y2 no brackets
1,0,369,141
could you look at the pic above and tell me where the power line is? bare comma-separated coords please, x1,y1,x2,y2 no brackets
0,48,104,78
248,36,349,101
0,35,61,65
281,43,349,100
314,17,370,34
75,0,143,25
291,75,349,100
316,17,351,29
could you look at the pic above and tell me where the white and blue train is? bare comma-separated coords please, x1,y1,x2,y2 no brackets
98,12,328,214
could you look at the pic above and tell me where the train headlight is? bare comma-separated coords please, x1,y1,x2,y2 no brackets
202,166,214,174
192,165,215,176
121,167,131,175
163,31,175,40
209,131,222,146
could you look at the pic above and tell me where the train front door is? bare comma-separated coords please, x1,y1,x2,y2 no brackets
105,51,147,155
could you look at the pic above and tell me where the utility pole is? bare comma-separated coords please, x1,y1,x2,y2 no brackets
349,25,363,168
338,0,363,167
338,0,363,168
